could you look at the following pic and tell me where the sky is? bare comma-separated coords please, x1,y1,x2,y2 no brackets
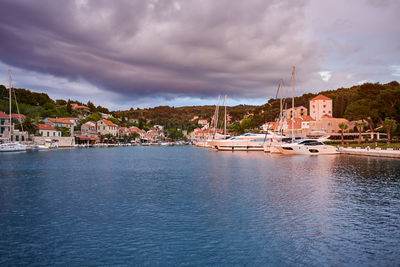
0,0,399,110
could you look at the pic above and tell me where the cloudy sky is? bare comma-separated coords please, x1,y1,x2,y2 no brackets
0,0,399,110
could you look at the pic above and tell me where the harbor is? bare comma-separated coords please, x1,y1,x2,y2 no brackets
1,146,400,266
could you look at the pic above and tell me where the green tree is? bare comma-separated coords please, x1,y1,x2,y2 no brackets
338,122,348,145
66,100,72,114
87,101,96,113
382,118,398,144
14,116,38,135
55,126,71,137
355,121,367,145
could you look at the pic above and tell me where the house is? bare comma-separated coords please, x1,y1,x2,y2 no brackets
80,121,97,137
118,126,129,137
62,117,79,126
127,126,145,138
45,118,74,136
0,111,29,141
38,124,61,137
71,103,91,113
310,94,333,121
284,106,308,119
96,119,118,136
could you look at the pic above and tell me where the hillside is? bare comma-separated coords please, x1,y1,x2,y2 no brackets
1,81,399,133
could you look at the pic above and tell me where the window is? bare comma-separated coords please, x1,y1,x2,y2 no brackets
53,132,55,136
103,126,105,130
16,136,19,141
22,136,24,141
47,132,49,137
328,111,331,114
323,105,326,108
313,105,315,108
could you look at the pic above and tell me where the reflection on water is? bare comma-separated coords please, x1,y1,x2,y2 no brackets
0,147,399,265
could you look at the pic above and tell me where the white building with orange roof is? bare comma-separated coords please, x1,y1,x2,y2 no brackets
45,118,74,135
310,94,333,121
38,124,61,137
96,119,118,136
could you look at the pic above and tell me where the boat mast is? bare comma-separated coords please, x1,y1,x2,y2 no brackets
213,95,220,139
291,66,295,142
224,95,227,136
8,70,12,140
279,79,283,142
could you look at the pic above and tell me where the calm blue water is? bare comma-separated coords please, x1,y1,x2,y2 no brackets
1,146,400,266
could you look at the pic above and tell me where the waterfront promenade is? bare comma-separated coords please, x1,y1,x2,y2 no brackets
340,146,400,158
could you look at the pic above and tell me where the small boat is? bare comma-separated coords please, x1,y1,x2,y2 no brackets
277,139,339,155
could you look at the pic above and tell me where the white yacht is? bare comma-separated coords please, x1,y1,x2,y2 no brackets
0,140,27,152
277,139,339,155
208,132,282,151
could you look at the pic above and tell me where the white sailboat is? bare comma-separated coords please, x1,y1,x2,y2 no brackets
0,71,27,152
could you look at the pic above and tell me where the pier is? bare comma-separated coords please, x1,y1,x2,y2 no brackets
339,147,400,158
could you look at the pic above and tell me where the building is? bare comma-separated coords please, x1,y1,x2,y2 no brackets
38,124,61,137
118,126,129,137
62,117,79,126
127,126,145,138
71,103,91,113
284,106,308,119
80,121,97,137
0,111,29,142
96,119,118,136
308,115,349,134
310,94,332,121
45,118,74,136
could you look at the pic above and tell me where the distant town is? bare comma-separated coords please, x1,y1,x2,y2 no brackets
0,81,399,147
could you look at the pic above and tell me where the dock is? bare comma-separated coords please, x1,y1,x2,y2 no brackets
339,147,400,158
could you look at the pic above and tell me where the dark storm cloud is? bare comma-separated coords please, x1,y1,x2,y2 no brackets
0,0,320,100
0,0,399,104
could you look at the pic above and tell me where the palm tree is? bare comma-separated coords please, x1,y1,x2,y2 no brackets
355,121,367,145
382,118,398,144
338,122,348,145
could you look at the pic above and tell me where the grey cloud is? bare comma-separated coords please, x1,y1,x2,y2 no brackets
0,0,398,105
0,0,320,101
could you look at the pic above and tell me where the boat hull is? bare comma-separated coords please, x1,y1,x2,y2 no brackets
278,145,339,155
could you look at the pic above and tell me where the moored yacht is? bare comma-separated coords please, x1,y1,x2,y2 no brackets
277,139,338,155
208,132,282,151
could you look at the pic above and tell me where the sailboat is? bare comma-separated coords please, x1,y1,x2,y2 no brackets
0,71,27,152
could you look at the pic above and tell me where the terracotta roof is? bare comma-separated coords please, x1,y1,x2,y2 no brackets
322,114,333,118
75,135,99,140
128,126,145,133
0,112,26,119
311,94,332,101
38,124,56,130
71,104,90,110
12,114,26,119
48,118,73,124
299,115,314,121
102,119,117,127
